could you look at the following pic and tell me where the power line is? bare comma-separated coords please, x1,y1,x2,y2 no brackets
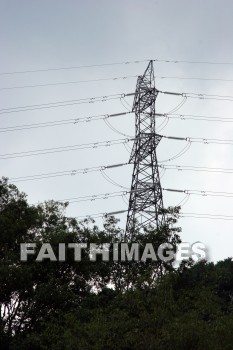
46,187,233,205
53,190,129,204
0,111,132,133
2,134,233,161
0,60,148,76
0,75,138,91
3,57,233,76
50,187,233,205
163,187,233,199
51,189,145,204
4,74,233,92
156,113,233,123
1,134,161,160
163,135,233,146
9,162,233,184
74,210,128,219
159,164,233,174
180,213,233,221
159,142,192,163
72,210,233,221
2,88,233,117
160,90,233,102
100,169,129,190
153,58,233,66
0,92,134,115
155,75,233,83
2,110,233,134
0,138,133,160
9,162,128,182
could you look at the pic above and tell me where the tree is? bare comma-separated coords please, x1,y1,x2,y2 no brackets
0,177,180,348
3,177,233,349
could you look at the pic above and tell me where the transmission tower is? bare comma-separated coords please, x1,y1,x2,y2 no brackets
125,60,165,235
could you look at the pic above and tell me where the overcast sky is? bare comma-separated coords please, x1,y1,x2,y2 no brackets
1,0,233,262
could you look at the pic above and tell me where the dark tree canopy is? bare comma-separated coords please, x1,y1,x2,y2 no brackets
1,177,233,350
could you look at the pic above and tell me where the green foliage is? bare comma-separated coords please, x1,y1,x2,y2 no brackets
1,177,233,349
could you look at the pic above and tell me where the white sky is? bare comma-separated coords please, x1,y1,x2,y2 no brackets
1,0,233,262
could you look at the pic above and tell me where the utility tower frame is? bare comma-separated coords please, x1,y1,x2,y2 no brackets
125,60,165,235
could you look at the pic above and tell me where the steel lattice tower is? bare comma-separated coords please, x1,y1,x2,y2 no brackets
125,60,165,235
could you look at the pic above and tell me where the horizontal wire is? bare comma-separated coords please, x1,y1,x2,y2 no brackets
53,187,233,205
155,75,233,83
0,138,132,160
1,88,232,117
159,164,233,174
0,111,132,133
163,187,233,198
3,133,233,161
0,60,148,76
3,88,233,116
2,111,233,134
2,134,161,160
0,75,138,91
74,210,127,219
8,162,233,184
48,191,128,204
2,57,233,76
0,93,121,112
156,113,233,123
48,189,142,204
73,210,233,221
153,58,233,66
34,186,233,206
160,90,233,102
163,134,233,145
0,92,133,115
180,213,233,221
3,74,233,92
9,162,129,183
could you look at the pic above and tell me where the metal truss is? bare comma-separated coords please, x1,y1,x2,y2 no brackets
125,60,165,235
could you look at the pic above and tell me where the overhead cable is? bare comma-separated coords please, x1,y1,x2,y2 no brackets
163,134,233,146
3,57,233,76
159,164,233,174
73,210,233,221
0,75,138,91
0,60,148,76
0,92,134,115
156,113,233,123
9,162,128,183
0,111,132,133
160,90,233,102
0,138,132,160
163,187,233,198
